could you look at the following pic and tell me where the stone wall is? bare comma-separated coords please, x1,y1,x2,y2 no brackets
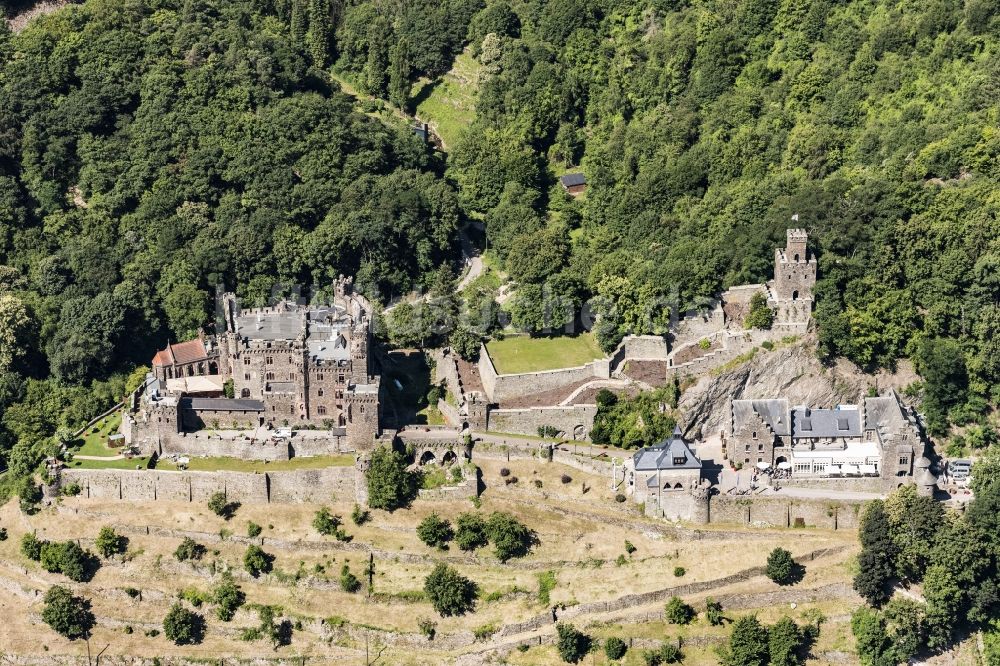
778,476,890,493
700,494,867,530
62,466,356,504
670,303,726,349
487,405,597,439
159,433,291,461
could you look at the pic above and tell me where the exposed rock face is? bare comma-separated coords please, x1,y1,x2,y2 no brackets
678,336,918,440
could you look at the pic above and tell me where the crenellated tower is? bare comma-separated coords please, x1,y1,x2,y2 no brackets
769,228,817,330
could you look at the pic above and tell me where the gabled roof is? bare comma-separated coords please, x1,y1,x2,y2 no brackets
732,399,791,437
632,426,703,471
560,173,587,187
791,406,861,439
152,339,209,366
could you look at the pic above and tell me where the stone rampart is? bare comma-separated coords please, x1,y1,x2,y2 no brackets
160,433,291,461
703,494,868,530
487,405,597,439
777,476,889,493
62,466,356,504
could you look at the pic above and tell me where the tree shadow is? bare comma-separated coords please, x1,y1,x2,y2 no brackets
409,78,442,113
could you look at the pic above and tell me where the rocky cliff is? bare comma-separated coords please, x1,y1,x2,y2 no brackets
678,336,919,440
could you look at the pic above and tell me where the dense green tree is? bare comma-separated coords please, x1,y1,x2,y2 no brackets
94,526,127,558
163,603,205,645
417,513,454,549
243,545,274,578
555,622,591,663
41,586,94,640
484,511,534,562
768,616,803,666
365,446,418,511
720,615,769,666
664,596,694,625
454,512,489,551
853,501,897,607
211,574,245,621
424,562,477,616
765,547,797,585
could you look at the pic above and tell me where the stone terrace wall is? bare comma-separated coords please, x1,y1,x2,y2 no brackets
487,405,597,439
477,343,499,401
63,467,355,504
161,434,291,461
704,494,867,530
778,476,889,493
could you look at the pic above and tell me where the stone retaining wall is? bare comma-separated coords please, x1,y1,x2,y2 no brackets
487,405,597,439
62,466,355,504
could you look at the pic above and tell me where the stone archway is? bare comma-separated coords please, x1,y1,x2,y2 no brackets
419,450,437,466
442,450,457,466
573,425,586,440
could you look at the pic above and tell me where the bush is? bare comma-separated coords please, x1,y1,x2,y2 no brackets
673,566,686,577
40,541,98,582
766,547,797,585
42,585,94,640
534,479,543,488
211,574,245,621
424,563,477,617
560,474,572,484
21,533,43,561
485,511,535,562
665,596,695,625
555,622,591,663
624,540,636,555
207,492,238,519
17,478,42,514
604,636,627,660
174,537,206,562
351,504,371,525
313,507,349,540
246,522,262,538
417,513,454,549
499,467,510,477
95,526,127,558
455,512,489,551
417,616,437,640
643,643,682,665
706,598,724,626
243,545,274,577
615,493,627,503
61,482,82,497
163,603,205,645
340,564,361,593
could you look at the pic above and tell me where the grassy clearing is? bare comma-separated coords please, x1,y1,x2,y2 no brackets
73,412,123,457
412,49,480,148
486,332,605,374
68,456,151,470
155,454,355,473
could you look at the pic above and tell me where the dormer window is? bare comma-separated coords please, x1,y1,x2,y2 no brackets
673,456,686,465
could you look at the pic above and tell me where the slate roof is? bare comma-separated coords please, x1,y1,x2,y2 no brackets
732,399,791,436
152,339,209,366
560,173,587,187
791,406,861,438
179,398,265,412
632,426,703,471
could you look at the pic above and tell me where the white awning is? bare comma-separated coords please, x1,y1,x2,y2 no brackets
756,462,771,470
860,464,878,475
777,462,792,470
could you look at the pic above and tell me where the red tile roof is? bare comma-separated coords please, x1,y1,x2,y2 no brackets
152,339,208,366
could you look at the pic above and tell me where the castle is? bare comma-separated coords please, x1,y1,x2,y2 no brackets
123,278,381,458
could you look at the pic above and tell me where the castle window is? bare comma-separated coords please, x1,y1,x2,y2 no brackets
266,356,273,365
752,431,757,439
318,388,324,397
758,444,764,451
317,374,324,381
793,254,799,261
317,406,327,415
241,388,250,398
266,372,274,380
745,444,751,452
244,373,250,381
289,373,296,380
339,375,345,384
360,406,365,414
899,457,908,465
288,357,293,363
792,290,799,300
244,358,250,365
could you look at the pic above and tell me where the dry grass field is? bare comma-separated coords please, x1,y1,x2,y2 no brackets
0,455,865,664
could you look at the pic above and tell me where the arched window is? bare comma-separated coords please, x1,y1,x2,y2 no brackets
318,388,325,397
241,388,251,398
792,290,799,300
266,372,274,381
793,253,799,261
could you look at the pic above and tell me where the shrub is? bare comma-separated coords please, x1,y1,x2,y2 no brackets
417,513,454,549
604,636,627,660
211,574,245,621
95,526,127,558
351,503,371,525
174,537,206,562
417,616,437,640
624,540,636,555
340,564,361,593
537,570,557,604
499,467,510,477
534,479,543,488
454,512,489,551
21,533,43,561
61,482,82,497
424,563,477,617
615,493,627,502
473,622,499,640
673,566,686,577
207,492,238,519
766,547,796,585
42,585,94,640
246,522,262,538
555,622,591,663
163,603,205,645
665,596,695,625
644,643,682,665
486,511,535,562
615,553,628,566
706,598,724,626
243,545,274,577
123,587,141,599
560,474,572,484
313,507,349,541
40,541,98,582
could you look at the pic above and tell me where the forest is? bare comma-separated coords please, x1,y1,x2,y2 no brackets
1,0,999,482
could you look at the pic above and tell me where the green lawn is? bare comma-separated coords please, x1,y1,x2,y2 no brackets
73,412,123,457
413,49,480,149
69,456,151,471
155,454,355,473
485,333,605,374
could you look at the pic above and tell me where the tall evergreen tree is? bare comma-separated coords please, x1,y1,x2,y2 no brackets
388,35,412,110
307,0,332,66
290,0,308,45
853,500,898,607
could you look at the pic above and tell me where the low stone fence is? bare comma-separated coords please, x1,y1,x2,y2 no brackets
61,466,357,504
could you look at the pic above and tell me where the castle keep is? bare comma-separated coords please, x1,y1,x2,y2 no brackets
125,278,381,457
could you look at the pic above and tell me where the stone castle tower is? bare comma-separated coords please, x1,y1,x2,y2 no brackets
769,228,816,331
